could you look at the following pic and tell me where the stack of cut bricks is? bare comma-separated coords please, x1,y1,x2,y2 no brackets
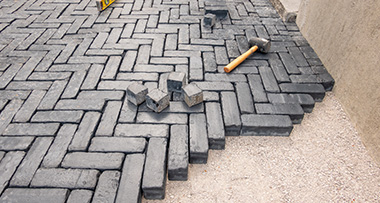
126,72,203,113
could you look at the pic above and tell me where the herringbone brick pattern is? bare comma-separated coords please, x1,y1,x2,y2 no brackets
0,0,334,201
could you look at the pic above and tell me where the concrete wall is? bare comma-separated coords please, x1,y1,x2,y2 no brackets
296,0,380,164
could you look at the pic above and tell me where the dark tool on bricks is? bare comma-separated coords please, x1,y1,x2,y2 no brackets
224,37,271,73
96,0,115,11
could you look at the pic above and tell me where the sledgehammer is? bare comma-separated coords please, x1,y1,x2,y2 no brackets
224,37,271,73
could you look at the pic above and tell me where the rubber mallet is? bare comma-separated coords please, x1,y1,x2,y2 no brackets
224,37,271,73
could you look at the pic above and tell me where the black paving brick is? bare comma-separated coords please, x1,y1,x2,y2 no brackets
235,82,255,114
255,103,304,124
241,114,293,136
168,125,189,180
189,114,209,163
206,102,226,149
62,152,124,170
221,92,242,136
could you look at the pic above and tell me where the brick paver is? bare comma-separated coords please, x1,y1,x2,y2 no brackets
0,0,334,201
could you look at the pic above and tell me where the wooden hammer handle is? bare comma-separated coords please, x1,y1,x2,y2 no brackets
224,45,258,73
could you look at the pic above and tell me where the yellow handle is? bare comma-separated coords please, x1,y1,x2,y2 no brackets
224,45,258,73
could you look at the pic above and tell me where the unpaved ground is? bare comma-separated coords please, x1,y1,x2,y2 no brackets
144,92,380,202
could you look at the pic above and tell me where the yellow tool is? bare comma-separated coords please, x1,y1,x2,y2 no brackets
96,0,115,11
224,37,271,73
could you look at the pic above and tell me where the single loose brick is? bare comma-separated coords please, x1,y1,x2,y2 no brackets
167,72,186,93
183,83,203,107
146,88,170,113
126,82,148,106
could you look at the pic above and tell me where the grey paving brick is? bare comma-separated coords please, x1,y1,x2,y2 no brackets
96,101,122,136
3,123,60,136
235,82,255,114
316,73,335,91
42,124,77,168
203,52,217,72
28,71,71,80
288,47,309,67
259,66,280,92
0,99,23,135
189,113,209,163
142,138,167,200
279,52,301,74
92,171,120,203
183,83,203,107
98,81,137,90
268,93,315,113
91,32,108,49
241,114,293,136
62,152,124,170
0,152,4,161
0,188,69,203
236,36,250,54
290,74,318,84
69,112,101,151
214,46,229,65
0,137,34,150
0,151,25,194
6,81,52,90
31,110,84,123
102,56,122,79
37,80,67,110
193,81,234,91
119,98,138,123
256,103,304,124
268,58,291,82
31,168,99,189
279,83,326,102
205,102,225,149
205,73,247,82
165,34,178,50
116,153,145,203
117,72,159,81
146,88,170,113
89,137,146,153
221,92,242,136
120,50,137,72
77,90,124,100
0,63,22,89
247,74,268,103
168,125,189,180
115,124,169,138
67,190,93,203
136,112,187,124
61,70,86,98
10,137,53,186
127,82,149,106
55,99,105,110
167,72,186,93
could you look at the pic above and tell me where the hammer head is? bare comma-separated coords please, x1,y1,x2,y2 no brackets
248,37,271,53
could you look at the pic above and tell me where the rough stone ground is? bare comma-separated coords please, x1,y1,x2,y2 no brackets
144,92,380,202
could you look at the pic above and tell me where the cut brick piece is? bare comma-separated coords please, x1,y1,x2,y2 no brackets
279,83,326,102
256,103,305,124
189,114,209,164
31,168,99,189
221,92,242,136
168,125,189,180
241,114,293,136
142,138,168,200
127,82,148,106
116,154,145,203
89,137,146,153
62,152,124,170
0,188,69,203
167,72,186,93
206,103,225,149
183,83,203,107
203,13,216,27
146,88,170,113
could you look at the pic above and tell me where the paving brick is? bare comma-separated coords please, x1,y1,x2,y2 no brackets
115,124,169,138
189,113,209,163
203,52,217,72
168,125,189,180
241,114,293,136
214,46,229,65
221,92,242,136
247,74,268,103
259,66,280,92
0,63,22,89
61,70,86,98
316,73,335,91
10,137,53,186
183,83,203,107
256,103,304,124
205,102,225,149
279,83,326,102
205,73,247,82
120,50,137,72
67,190,93,203
0,151,25,194
0,137,34,150
290,74,318,84
119,98,138,123
31,110,84,123
3,123,60,136
279,52,301,74
69,112,101,151
6,81,52,90
268,93,315,113
102,56,122,79
77,90,124,100
42,124,77,168
96,101,122,136
92,171,120,203
136,112,187,124
193,81,234,91
31,168,99,189
167,72,186,93
0,99,23,135
204,13,216,28
37,80,67,110
288,47,309,67
235,82,255,114
0,188,69,203
62,152,124,170
55,99,105,110
142,138,167,200
117,72,159,81
89,137,146,153
146,88,170,113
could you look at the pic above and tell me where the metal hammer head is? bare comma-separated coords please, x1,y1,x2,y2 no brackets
248,37,271,53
